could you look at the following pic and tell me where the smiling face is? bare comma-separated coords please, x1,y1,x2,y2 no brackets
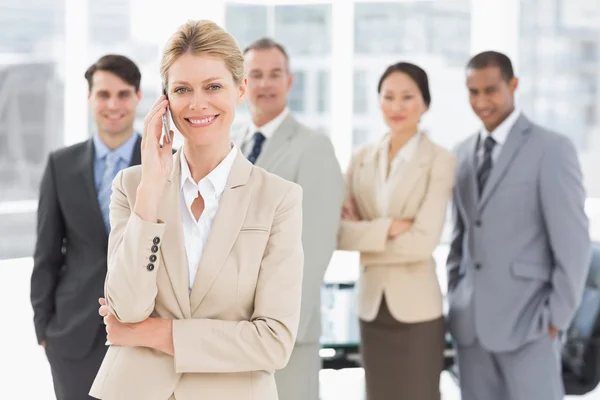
378,71,428,134
165,52,246,148
244,47,293,125
88,70,140,138
466,65,518,132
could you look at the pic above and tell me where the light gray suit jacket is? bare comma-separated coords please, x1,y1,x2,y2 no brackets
447,113,592,352
233,114,345,345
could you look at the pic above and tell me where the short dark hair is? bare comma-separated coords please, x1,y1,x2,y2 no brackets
467,51,514,82
377,62,431,107
243,37,290,70
84,54,141,92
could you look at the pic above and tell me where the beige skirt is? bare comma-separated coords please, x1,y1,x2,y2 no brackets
360,295,445,400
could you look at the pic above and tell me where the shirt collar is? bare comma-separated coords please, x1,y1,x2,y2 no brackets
380,131,422,164
480,108,521,145
180,143,238,197
93,132,139,164
244,107,290,143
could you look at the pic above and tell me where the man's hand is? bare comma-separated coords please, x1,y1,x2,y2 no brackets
548,324,558,339
388,219,414,238
98,298,174,356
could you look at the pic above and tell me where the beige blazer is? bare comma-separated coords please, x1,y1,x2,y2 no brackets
337,134,456,323
89,148,304,400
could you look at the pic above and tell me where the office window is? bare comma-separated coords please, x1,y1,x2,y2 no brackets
0,0,65,259
317,70,330,114
88,0,131,44
274,4,331,56
289,70,306,113
581,40,598,63
225,3,269,51
353,70,368,115
87,1,162,136
519,0,600,197
354,4,406,54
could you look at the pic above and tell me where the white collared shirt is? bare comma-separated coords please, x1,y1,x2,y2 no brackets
478,108,521,165
241,107,290,156
376,132,422,215
179,145,237,293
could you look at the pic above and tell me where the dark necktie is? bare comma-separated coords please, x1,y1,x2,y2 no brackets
477,136,496,197
247,132,266,164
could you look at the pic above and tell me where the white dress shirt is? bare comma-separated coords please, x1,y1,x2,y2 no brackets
376,132,422,215
241,107,290,156
179,145,237,293
478,108,521,165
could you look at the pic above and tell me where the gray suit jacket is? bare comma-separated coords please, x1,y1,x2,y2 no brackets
447,114,592,352
233,114,345,345
30,136,142,359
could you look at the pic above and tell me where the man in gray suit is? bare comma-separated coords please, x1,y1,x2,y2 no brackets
30,55,143,400
447,50,592,400
234,37,345,400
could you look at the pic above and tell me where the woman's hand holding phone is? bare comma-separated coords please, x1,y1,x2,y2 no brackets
134,95,174,223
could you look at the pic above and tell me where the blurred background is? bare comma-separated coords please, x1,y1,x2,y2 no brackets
1,0,600,398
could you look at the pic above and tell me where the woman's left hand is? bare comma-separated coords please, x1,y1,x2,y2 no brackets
98,298,174,355
99,298,142,347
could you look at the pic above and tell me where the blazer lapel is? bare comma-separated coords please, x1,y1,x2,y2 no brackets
463,134,480,219
79,139,109,238
129,134,142,166
478,115,532,210
352,146,381,219
254,115,298,170
388,135,432,213
189,150,254,314
156,149,191,319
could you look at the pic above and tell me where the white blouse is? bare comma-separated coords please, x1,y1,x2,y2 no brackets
179,146,237,294
375,132,422,215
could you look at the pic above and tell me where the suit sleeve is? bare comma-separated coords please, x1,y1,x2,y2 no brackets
171,185,304,373
540,136,591,331
104,171,166,323
446,192,465,290
31,153,66,344
446,147,465,289
292,134,344,341
339,150,457,264
337,146,394,252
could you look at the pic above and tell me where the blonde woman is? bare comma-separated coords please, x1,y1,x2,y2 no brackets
90,20,304,400
338,62,456,400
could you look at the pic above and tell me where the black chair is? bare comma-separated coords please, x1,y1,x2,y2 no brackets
562,242,600,395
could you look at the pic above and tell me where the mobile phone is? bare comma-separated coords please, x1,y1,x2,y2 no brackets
162,89,171,144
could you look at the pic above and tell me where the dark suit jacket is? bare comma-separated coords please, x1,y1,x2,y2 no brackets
30,135,142,359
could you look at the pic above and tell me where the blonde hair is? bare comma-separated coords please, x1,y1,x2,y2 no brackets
160,20,245,90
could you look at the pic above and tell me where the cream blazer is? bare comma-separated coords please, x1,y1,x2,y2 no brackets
338,134,456,323
89,149,304,400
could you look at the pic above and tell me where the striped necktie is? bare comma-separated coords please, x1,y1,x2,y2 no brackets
247,132,266,164
477,136,496,197
98,152,120,233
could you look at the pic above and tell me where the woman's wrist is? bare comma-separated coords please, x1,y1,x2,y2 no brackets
134,182,162,222
135,317,174,355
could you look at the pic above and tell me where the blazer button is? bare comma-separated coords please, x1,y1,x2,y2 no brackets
475,263,482,270
475,220,482,227
151,245,159,253
147,263,155,271
153,237,160,245
149,254,157,262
